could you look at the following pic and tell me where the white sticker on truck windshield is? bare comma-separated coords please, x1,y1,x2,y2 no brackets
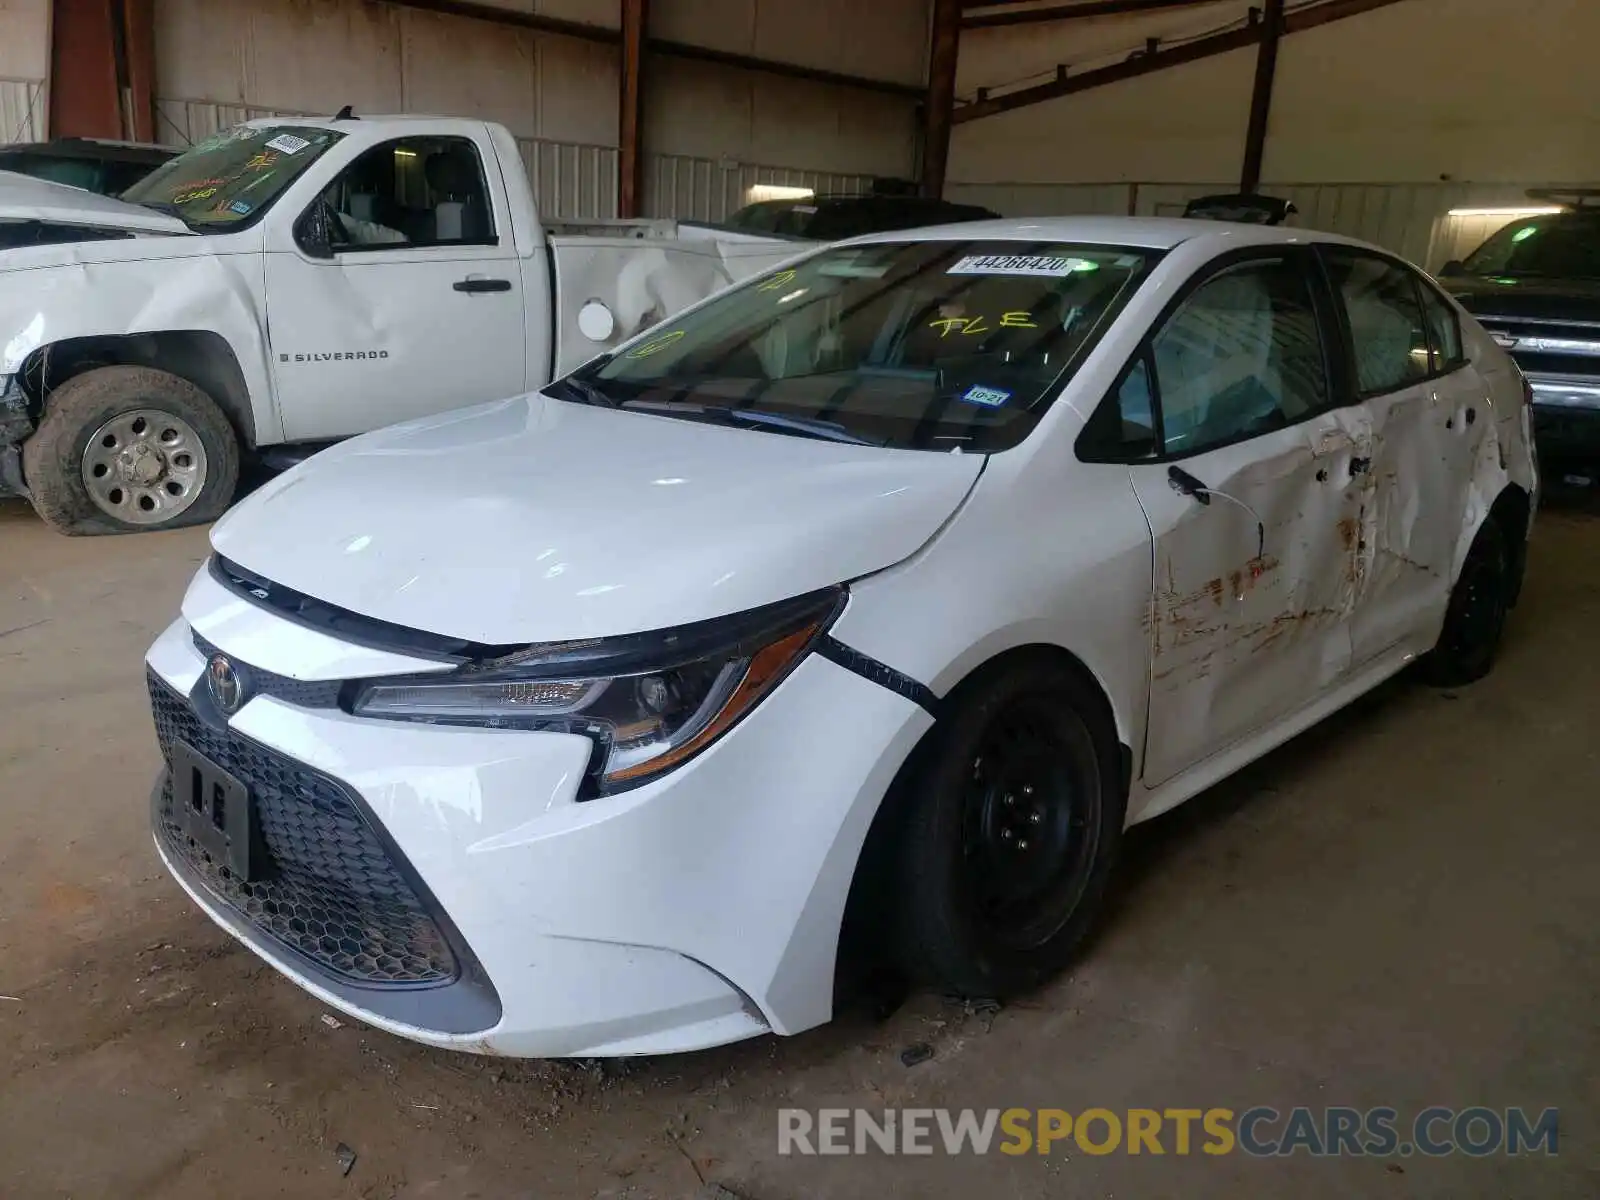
265,133,311,155
947,254,1092,277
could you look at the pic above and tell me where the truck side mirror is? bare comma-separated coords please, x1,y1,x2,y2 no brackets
1439,259,1466,277
295,203,337,260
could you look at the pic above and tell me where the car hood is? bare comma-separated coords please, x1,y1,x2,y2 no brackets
211,394,984,645
1446,275,1600,324
0,169,190,236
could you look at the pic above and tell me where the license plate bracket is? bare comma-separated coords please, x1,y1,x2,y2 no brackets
171,741,258,881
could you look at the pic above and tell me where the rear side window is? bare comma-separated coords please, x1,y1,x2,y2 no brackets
1323,249,1432,394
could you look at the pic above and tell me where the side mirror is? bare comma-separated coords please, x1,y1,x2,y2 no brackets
1439,259,1466,277
295,204,337,260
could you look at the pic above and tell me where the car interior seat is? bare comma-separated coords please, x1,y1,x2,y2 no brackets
424,149,489,243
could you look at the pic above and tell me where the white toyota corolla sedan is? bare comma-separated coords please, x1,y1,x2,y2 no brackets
146,218,1537,1058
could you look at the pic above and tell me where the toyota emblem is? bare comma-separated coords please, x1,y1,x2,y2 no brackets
206,654,245,715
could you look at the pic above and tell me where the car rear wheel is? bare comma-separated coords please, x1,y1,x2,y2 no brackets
21,366,240,536
888,658,1123,999
1422,514,1512,687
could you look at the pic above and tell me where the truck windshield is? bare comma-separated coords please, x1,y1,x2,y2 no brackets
1462,213,1600,280
574,240,1157,452
121,125,343,230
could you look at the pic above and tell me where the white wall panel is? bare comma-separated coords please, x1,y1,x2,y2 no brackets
949,47,1254,185
653,0,928,87
1268,0,1600,184
1,0,51,140
644,55,916,179
0,0,50,81
468,0,619,29
956,0,1245,96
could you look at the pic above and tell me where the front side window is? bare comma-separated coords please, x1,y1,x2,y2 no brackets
122,125,343,229
1149,258,1329,456
571,241,1157,452
1323,249,1432,394
1420,282,1464,370
309,136,496,251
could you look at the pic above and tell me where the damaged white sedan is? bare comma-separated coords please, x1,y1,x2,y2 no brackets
145,217,1537,1057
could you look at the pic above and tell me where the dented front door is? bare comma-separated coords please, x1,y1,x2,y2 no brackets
1130,418,1359,787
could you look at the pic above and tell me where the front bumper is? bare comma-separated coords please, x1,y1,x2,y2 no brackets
145,577,932,1057
1530,377,1600,459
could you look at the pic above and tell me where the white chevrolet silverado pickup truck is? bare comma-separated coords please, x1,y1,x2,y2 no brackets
0,113,802,534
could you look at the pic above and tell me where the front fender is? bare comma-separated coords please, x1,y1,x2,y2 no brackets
0,237,279,443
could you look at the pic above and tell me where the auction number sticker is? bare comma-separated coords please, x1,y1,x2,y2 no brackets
947,254,1094,277
626,329,686,359
265,133,312,155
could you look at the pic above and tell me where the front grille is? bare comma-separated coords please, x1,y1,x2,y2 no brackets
190,631,343,709
150,672,457,987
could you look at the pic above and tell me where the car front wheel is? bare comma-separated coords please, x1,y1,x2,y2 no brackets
888,658,1124,999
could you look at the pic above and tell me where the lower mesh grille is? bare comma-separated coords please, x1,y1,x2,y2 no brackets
149,672,457,987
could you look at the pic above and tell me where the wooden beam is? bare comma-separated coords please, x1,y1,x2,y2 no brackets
955,0,1415,123
922,0,963,198
1239,0,1282,193
120,0,156,142
383,0,922,99
49,0,121,139
618,0,647,218
963,0,1217,30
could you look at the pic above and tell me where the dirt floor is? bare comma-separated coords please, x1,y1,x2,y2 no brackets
1,493,1597,1200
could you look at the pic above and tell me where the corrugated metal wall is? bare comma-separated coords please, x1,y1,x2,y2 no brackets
0,79,47,142
0,0,50,142
946,179,1600,271
644,153,873,225
150,0,925,224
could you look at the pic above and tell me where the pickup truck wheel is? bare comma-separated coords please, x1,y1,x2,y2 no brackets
22,366,240,536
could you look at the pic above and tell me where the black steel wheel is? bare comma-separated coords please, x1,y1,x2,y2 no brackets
1422,515,1511,687
888,657,1123,999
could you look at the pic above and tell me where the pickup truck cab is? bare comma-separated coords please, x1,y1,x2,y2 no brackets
0,114,799,534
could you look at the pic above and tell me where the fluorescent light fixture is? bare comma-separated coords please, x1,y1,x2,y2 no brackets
747,184,814,203
1446,205,1563,218
393,148,418,159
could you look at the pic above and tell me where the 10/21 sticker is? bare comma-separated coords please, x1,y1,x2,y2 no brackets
947,254,1097,277
960,385,1012,408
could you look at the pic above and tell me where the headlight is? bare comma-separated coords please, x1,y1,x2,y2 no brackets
352,587,845,793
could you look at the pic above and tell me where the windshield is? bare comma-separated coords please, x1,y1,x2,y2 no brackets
121,125,343,229
1461,213,1600,280
572,240,1157,452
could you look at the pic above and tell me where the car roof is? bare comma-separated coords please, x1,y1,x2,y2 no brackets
839,215,1367,253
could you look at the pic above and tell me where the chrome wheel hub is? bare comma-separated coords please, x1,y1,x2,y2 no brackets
81,409,208,526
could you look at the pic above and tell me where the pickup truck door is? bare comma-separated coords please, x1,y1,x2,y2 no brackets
263,130,528,442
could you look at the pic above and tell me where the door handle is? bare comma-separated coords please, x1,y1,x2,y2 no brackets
453,277,512,293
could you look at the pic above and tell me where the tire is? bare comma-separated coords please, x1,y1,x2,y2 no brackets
21,366,240,536
887,657,1124,999
1421,514,1512,687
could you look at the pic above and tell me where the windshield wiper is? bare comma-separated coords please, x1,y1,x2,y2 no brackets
620,398,884,446
546,375,619,408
